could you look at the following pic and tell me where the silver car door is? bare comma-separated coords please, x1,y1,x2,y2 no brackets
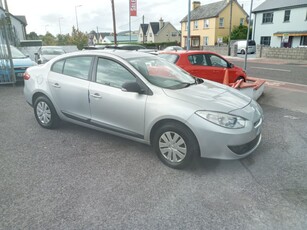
48,56,92,121
89,57,147,139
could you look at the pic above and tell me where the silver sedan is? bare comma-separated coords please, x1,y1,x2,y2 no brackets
23,50,263,169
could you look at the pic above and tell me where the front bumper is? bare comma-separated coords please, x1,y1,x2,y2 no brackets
187,113,262,160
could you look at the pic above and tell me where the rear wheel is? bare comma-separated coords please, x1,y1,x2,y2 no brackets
34,96,60,129
153,122,198,169
240,49,245,55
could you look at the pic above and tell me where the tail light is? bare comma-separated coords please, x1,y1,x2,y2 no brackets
23,72,30,80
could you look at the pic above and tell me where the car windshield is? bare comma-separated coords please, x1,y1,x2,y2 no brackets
0,45,27,59
41,48,65,55
128,56,196,89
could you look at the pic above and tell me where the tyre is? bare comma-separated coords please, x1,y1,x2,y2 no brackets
240,49,245,54
153,122,199,169
34,96,60,129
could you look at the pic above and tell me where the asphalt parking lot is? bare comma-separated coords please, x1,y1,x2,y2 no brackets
1,84,307,229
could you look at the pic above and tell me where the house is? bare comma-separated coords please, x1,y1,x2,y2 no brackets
0,5,27,45
180,0,248,48
138,18,180,43
252,0,307,48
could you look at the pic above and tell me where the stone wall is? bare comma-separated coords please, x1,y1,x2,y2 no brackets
199,45,237,56
256,45,307,60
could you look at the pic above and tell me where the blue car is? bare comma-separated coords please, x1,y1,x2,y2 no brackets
0,45,36,83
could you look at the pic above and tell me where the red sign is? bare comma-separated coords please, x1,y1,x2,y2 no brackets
130,0,137,16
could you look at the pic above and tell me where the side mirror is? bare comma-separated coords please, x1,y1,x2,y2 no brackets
121,81,144,94
229,63,234,68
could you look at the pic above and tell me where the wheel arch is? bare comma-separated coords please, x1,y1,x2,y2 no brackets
149,118,200,155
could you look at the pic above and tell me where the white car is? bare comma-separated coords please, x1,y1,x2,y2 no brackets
23,50,263,169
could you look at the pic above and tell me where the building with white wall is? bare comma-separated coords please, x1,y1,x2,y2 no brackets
252,0,307,48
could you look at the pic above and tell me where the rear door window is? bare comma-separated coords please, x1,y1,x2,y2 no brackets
51,56,93,80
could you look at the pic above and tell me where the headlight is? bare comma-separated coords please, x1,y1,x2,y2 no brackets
196,111,246,129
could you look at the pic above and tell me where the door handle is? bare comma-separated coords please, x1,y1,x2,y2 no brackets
52,83,61,88
90,93,102,98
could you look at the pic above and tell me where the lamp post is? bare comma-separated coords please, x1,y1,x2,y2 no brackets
59,17,63,34
75,5,82,30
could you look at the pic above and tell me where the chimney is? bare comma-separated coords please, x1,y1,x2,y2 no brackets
159,17,164,30
192,1,201,10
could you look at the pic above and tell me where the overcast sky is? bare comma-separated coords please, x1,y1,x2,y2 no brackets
6,0,265,36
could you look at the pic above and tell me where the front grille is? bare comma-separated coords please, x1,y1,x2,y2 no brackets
228,134,261,155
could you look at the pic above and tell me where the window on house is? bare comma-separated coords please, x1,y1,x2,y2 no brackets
204,19,209,28
203,36,209,46
219,18,224,27
171,32,177,37
194,21,198,29
185,22,188,31
260,36,271,46
191,36,200,47
262,12,273,23
300,36,307,46
149,33,152,37
240,18,244,25
284,10,290,22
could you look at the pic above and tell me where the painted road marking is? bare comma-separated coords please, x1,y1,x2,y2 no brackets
251,67,291,72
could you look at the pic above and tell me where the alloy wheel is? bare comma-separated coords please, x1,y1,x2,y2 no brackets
159,131,187,163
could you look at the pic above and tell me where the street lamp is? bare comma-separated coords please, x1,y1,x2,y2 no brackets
75,5,82,31
59,17,63,34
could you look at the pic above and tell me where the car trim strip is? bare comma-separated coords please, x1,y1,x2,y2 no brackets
62,111,144,139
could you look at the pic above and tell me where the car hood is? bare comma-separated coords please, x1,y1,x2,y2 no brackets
12,58,35,68
163,81,252,113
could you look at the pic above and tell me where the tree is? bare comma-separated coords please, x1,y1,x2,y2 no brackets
56,34,71,46
42,32,57,45
27,31,39,40
69,27,88,50
230,25,252,40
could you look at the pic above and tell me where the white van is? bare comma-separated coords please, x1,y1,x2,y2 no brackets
235,40,256,54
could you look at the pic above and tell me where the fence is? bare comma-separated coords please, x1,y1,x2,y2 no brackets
0,14,15,84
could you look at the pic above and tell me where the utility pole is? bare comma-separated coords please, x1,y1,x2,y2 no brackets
187,0,191,50
244,0,254,71
111,0,117,45
142,15,145,44
228,0,233,56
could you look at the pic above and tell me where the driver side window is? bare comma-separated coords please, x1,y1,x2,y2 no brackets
96,58,136,88
207,54,228,68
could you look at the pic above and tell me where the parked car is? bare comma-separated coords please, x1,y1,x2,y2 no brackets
234,40,256,54
34,46,66,64
23,50,263,169
105,44,147,50
158,50,246,84
0,44,36,82
163,46,184,51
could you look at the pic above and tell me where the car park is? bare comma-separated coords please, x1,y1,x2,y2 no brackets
34,46,66,64
158,50,247,84
23,50,263,169
0,44,36,83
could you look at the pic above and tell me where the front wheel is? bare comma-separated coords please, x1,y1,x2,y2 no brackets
240,49,245,55
153,122,199,169
34,96,60,129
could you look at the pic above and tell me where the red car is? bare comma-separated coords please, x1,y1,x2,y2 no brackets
158,50,246,84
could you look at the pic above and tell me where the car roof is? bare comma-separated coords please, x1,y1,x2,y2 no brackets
159,50,219,56
53,49,155,61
